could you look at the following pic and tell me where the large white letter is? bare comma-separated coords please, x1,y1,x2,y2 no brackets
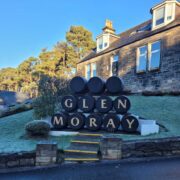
118,99,127,109
82,99,88,108
106,118,115,128
71,117,80,126
53,116,64,125
89,118,97,127
65,99,73,108
126,119,134,129
101,99,107,109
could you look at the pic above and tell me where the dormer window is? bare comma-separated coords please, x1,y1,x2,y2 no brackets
151,0,177,30
155,7,165,26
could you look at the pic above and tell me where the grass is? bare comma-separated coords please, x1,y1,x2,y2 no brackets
0,110,72,153
0,95,179,153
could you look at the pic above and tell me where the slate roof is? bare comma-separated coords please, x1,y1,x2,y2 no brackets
78,17,180,64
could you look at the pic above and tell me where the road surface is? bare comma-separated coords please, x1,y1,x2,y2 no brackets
1,157,180,180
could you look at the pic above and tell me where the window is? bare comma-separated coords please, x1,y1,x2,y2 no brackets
86,64,91,79
136,41,161,73
152,2,176,30
104,42,108,47
98,37,103,50
166,4,173,21
155,7,165,26
149,41,161,70
113,54,119,62
91,63,97,77
110,54,119,76
137,46,147,72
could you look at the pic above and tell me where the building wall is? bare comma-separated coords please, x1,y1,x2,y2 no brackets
77,26,180,93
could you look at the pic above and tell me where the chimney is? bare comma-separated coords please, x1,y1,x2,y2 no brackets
102,19,115,34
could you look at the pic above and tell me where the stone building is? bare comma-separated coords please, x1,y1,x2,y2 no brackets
77,0,180,93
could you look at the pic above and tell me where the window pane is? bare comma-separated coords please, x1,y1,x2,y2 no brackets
92,63,97,77
150,41,161,69
151,41,160,52
167,4,173,20
113,55,119,62
137,46,147,72
155,7,165,25
86,64,91,79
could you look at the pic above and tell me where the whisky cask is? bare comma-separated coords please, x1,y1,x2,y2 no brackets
69,76,87,94
85,113,102,131
103,113,120,132
95,96,113,113
51,113,68,129
113,96,131,114
78,95,95,113
68,113,85,130
61,95,77,112
106,76,123,94
87,77,105,94
121,114,139,133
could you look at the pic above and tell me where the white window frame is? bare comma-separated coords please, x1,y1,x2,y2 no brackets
136,41,161,73
149,40,161,71
152,2,176,30
110,54,119,76
136,45,148,73
91,63,97,77
85,64,91,79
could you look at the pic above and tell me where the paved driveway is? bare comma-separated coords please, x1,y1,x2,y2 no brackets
1,157,180,180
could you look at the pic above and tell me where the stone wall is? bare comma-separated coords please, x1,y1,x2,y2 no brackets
77,25,180,93
122,137,180,158
0,152,35,169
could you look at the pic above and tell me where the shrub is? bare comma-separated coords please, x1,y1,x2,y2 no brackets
33,75,70,119
25,120,51,136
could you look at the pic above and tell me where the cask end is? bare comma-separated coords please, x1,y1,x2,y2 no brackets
121,114,139,133
106,76,123,94
85,113,102,131
68,113,85,130
113,96,131,114
95,96,113,113
69,76,87,94
87,77,105,94
61,95,77,112
51,113,68,129
78,95,95,113
103,113,120,132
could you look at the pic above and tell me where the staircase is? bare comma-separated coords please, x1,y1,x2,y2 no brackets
64,133,102,162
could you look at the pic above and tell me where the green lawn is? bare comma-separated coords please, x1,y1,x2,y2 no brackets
0,96,179,153
0,110,72,153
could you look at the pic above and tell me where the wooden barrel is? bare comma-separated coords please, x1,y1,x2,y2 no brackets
103,113,120,132
61,95,77,112
85,113,102,131
121,114,139,133
95,96,113,113
87,77,105,94
78,95,95,113
106,76,123,94
68,113,85,130
69,76,87,94
113,96,131,114
51,113,68,129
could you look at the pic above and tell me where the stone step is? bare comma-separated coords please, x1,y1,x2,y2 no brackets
71,140,100,148
64,149,98,155
67,143,99,151
64,157,99,162
77,133,103,138
72,135,101,142
64,152,98,158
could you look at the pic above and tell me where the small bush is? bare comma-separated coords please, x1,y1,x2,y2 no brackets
25,120,51,136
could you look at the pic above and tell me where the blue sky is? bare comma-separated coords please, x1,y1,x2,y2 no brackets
0,0,160,69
